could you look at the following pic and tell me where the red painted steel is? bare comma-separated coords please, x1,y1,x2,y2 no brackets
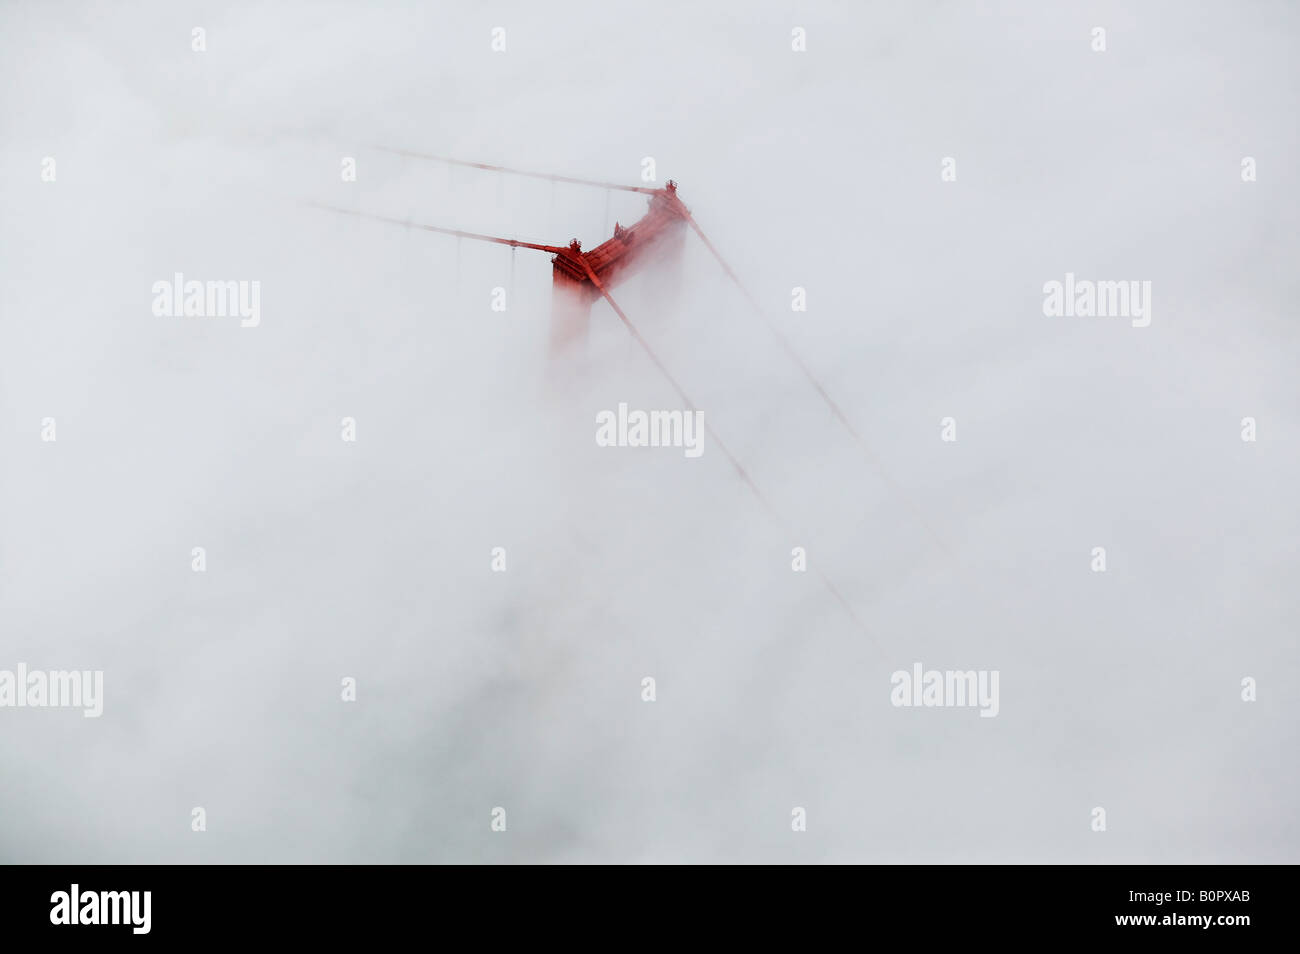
547,181,689,353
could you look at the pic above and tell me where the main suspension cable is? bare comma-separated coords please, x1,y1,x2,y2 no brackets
310,199,876,638
371,146,659,195
364,149,956,559
680,212,958,560
308,203,569,254
571,257,873,639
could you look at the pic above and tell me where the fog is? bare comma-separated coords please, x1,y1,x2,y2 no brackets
1,0,1296,862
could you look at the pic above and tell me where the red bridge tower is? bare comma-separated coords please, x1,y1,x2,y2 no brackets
548,181,689,353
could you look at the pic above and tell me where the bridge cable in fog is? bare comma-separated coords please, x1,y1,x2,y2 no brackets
309,188,875,639
367,146,958,561
371,145,662,195
570,251,872,639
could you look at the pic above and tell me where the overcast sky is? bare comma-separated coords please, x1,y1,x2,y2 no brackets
1,0,1296,862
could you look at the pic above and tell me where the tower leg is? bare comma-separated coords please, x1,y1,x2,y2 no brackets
549,274,592,358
